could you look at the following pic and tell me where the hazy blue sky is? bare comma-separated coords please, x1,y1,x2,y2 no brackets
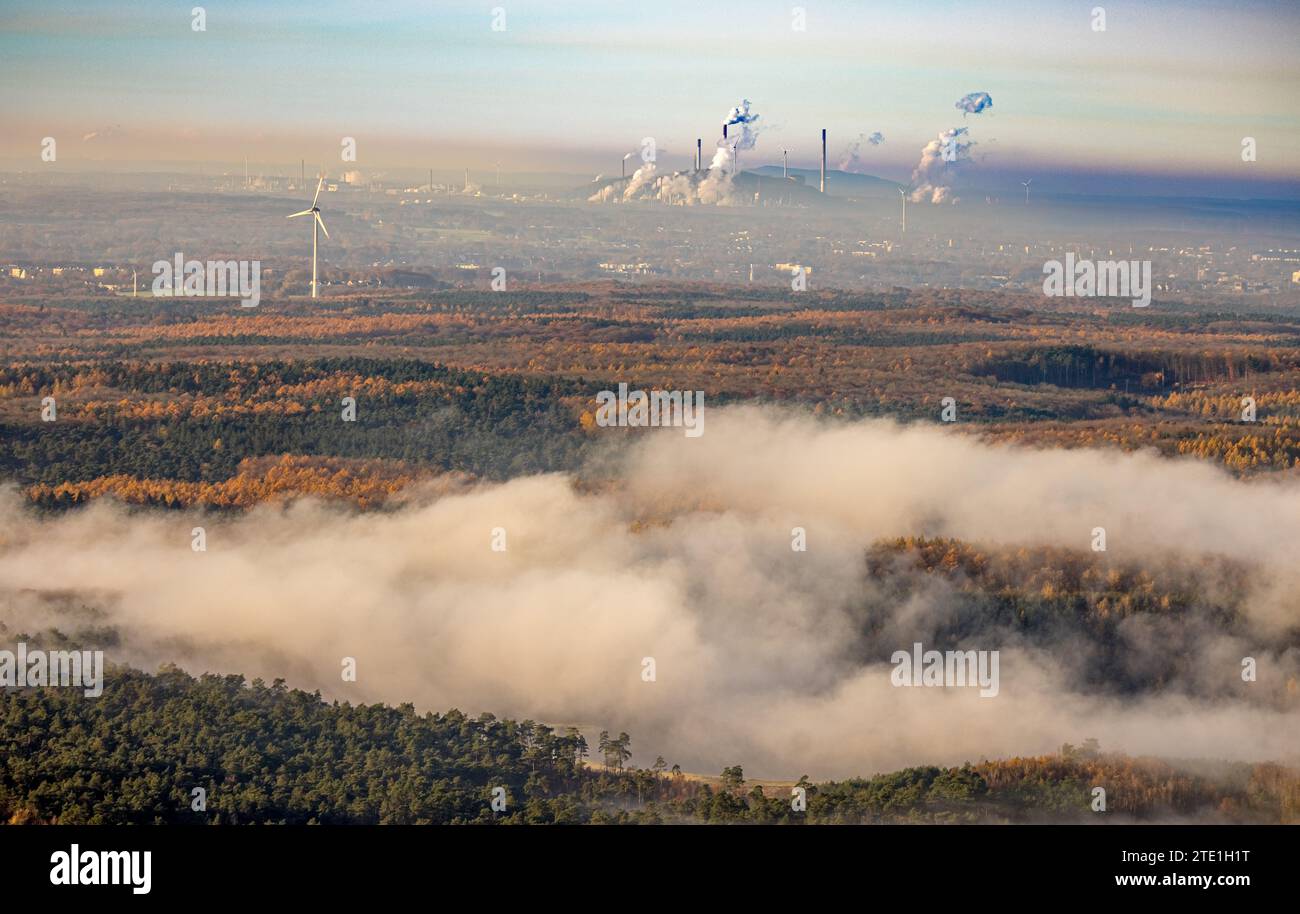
2,0,1297,194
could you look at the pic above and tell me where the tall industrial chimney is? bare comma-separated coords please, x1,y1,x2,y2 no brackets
820,129,826,193
723,123,728,141
696,138,702,171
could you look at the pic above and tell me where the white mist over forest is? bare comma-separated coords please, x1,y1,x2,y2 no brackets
2,407,1297,777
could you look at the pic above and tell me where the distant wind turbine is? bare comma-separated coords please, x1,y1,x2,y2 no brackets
898,186,908,235
1022,178,1032,204
287,174,330,298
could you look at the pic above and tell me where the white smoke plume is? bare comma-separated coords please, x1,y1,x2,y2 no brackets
654,172,697,206
722,99,762,150
839,131,885,172
622,161,658,199
692,144,738,205
955,91,994,116
588,101,759,207
2,407,1296,778
910,127,973,203
590,146,738,206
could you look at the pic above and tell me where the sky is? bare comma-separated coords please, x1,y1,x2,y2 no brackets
1,0,1298,196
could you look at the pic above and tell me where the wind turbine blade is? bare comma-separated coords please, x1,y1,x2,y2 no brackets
287,209,313,218
312,175,325,207
314,211,329,239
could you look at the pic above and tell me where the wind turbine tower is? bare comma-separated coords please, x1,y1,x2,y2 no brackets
287,175,330,298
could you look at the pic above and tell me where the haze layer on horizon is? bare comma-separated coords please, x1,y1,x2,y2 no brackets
2,0,1298,198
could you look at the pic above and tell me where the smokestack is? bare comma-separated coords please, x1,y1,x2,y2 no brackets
465,168,470,191
820,129,826,193
300,159,305,185
696,138,702,171
723,123,728,141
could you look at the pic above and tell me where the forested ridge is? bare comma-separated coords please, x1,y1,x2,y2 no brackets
4,287,1300,515
2,286,1297,826
2,357,596,499
2,663,1295,825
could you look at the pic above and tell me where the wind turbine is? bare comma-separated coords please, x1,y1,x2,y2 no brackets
1022,178,1032,204
898,186,909,235
287,174,330,298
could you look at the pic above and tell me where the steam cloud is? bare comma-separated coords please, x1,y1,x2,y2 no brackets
621,161,659,199
910,127,974,204
722,99,762,150
955,91,993,116
839,132,885,171
2,407,1296,778
590,101,763,206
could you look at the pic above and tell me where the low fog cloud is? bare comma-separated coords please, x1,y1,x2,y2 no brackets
1,407,1296,778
